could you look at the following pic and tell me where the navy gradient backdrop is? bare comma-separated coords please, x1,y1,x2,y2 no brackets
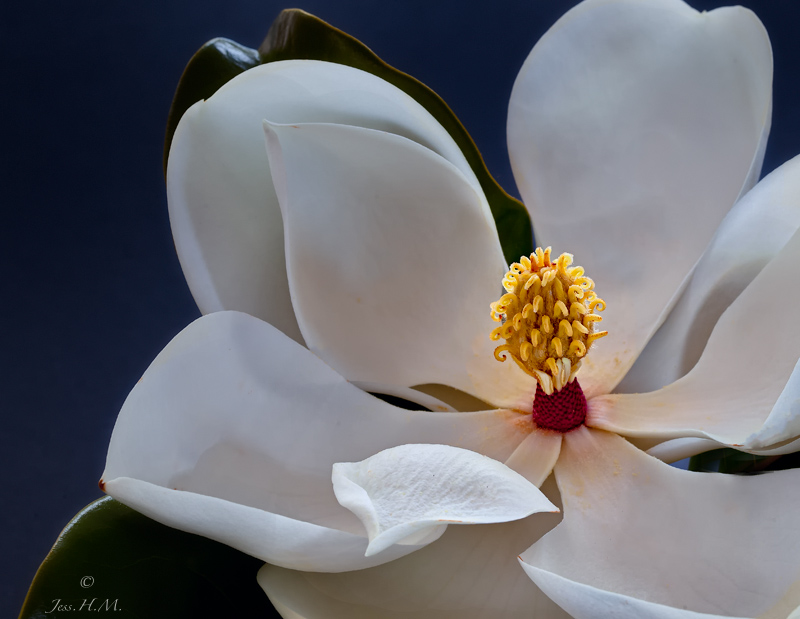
3,1,800,615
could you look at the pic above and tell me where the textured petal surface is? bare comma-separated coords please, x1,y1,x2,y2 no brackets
259,477,567,619
620,154,800,393
520,428,800,618
266,120,540,409
102,311,534,569
508,0,771,396
333,444,557,556
167,59,479,341
590,226,800,449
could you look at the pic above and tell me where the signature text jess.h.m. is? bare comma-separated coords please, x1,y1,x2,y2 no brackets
45,598,121,613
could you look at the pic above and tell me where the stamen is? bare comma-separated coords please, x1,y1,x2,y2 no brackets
568,285,584,303
522,303,534,319
572,320,589,335
586,331,608,345
490,247,606,393
493,345,512,362
569,340,586,357
569,302,587,316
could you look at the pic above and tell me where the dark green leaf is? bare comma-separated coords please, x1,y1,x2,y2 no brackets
688,447,800,474
163,38,261,175
19,496,279,619
164,9,532,264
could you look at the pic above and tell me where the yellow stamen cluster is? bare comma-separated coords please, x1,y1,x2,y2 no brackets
490,247,606,395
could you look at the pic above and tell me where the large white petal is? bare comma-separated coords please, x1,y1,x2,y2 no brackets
508,0,772,397
167,59,480,342
103,477,431,572
520,428,800,618
265,120,540,410
258,477,568,619
590,225,800,450
620,154,800,393
102,311,534,570
332,443,557,556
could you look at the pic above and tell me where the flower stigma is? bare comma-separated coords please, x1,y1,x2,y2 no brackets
490,248,606,432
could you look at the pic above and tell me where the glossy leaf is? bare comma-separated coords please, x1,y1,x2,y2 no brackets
689,448,800,474
163,37,261,175
163,9,532,264
19,496,278,619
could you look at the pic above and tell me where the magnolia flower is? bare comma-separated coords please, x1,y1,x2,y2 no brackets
101,0,800,617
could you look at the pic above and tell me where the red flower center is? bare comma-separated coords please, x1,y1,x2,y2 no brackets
532,379,587,432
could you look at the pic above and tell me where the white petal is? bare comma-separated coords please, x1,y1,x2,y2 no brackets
508,0,771,396
265,119,540,410
520,565,749,619
104,477,431,572
620,154,800,393
167,59,479,341
644,434,800,460
590,225,800,450
102,311,535,570
352,381,457,412
645,437,720,463
744,436,800,457
258,477,568,619
520,427,800,617
332,444,557,556
504,427,563,487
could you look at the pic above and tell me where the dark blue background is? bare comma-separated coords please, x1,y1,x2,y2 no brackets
3,1,799,615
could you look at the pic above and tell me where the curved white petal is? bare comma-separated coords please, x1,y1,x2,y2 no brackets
504,427,562,487
743,436,800,457
520,565,749,619
104,477,429,572
520,427,800,617
352,381,456,412
589,226,800,449
265,119,540,410
167,59,480,341
620,154,800,393
508,0,772,396
646,434,800,461
645,437,720,463
333,444,557,556
102,311,535,570
258,477,568,619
